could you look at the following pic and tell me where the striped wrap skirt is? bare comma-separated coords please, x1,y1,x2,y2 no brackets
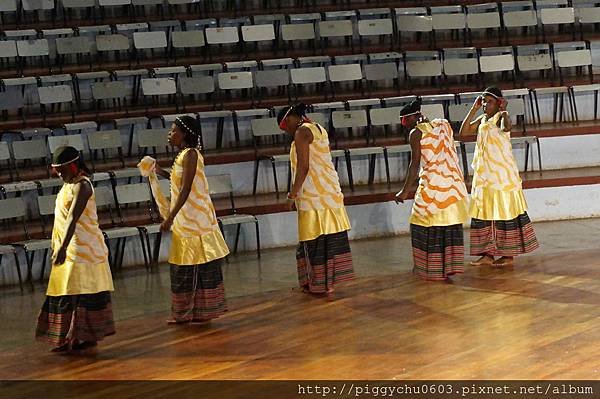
411,223,465,281
170,259,227,322
470,212,539,257
36,291,115,346
296,230,354,294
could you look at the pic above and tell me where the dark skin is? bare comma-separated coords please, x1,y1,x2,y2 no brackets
158,123,198,232
280,113,313,211
52,163,92,266
395,113,423,203
459,94,514,266
458,94,510,137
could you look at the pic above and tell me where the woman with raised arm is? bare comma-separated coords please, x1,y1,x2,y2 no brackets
396,100,469,281
36,146,115,352
277,104,354,298
459,87,539,267
154,116,229,324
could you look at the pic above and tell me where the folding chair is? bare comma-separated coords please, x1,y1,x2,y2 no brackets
570,83,600,121
171,30,205,62
395,7,433,48
208,174,260,258
357,17,393,51
16,38,50,73
141,77,177,111
87,130,125,172
404,50,443,88
56,36,92,71
479,46,516,86
0,141,12,181
530,86,575,124
281,22,316,54
137,128,170,158
466,2,502,45
537,0,576,42
501,1,539,43
250,116,290,196
430,5,467,47
12,139,50,179
318,19,354,52
217,71,253,106
0,197,29,290
205,26,239,59
574,0,600,39
370,105,404,144
133,31,167,63
327,63,363,99
516,44,554,82
443,47,480,85
332,108,370,148
553,41,593,84
241,24,276,55
96,34,131,65
38,85,75,123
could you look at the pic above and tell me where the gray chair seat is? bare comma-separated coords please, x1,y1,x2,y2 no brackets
111,168,141,180
219,214,257,226
103,226,140,239
270,154,290,162
140,223,161,235
15,239,52,251
0,245,16,255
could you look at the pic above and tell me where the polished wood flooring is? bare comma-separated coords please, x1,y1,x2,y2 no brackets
1,219,600,382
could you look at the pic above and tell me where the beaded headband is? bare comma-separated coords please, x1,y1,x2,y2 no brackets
51,155,79,167
175,116,199,137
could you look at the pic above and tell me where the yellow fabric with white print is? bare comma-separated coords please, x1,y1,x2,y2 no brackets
140,150,229,265
469,112,527,220
290,122,350,242
46,176,114,296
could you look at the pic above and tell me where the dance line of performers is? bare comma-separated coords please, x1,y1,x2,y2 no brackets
35,87,538,352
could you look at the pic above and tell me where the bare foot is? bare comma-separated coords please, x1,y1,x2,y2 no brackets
166,318,189,325
493,256,514,267
470,255,494,266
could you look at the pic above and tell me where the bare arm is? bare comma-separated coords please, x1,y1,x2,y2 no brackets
459,97,483,137
498,99,511,132
395,128,422,203
53,180,92,265
155,164,170,180
288,126,313,198
161,149,197,231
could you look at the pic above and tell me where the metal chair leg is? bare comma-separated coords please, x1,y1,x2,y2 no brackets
255,219,261,258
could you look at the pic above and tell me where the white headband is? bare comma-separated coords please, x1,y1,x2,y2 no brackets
51,155,79,167
482,91,501,99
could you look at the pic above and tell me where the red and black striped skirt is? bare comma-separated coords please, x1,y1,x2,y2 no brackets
411,223,465,281
470,212,540,257
36,291,115,346
296,230,354,294
170,259,227,323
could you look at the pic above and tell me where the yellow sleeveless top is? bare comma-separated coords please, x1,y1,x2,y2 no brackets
168,148,229,265
470,112,527,220
47,176,114,296
409,120,469,227
290,122,351,242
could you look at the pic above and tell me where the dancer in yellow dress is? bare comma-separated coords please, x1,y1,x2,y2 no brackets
36,146,115,352
396,100,469,281
277,104,354,296
152,116,229,324
459,87,539,267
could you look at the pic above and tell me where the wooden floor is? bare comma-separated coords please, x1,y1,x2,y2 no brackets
1,219,600,382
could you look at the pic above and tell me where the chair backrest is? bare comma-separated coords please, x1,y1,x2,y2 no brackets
328,64,363,82
364,62,398,81
555,46,592,68
137,128,169,149
141,78,177,96
318,20,353,37
251,117,281,137
255,69,290,88
16,38,49,57
290,66,327,84
443,48,480,76
94,185,116,207
178,76,215,95
0,90,25,111
501,1,538,27
576,2,600,24
205,27,239,44
370,106,402,126
0,141,10,162
92,81,127,100
396,8,433,32
431,6,467,30
538,1,575,25
133,31,167,49
0,197,26,220
421,103,446,120
358,18,393,36
12,139,48,160
406,58,443,77
281,23,316,41
115,182,152,205
171,30,205,49
217,72,253,90
87,130,122,151
241,24,275,42
37,194,57,216
448,103,476,122
466,4,501,29
96,34,130,52
0,41,18,58
480,53,515,72
48,134,84,153
38,85,73,105
56,36,91,55
306,112,328,128
506,97,526,116
206,174,233,195
332,110,368,128
516,44,553,71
